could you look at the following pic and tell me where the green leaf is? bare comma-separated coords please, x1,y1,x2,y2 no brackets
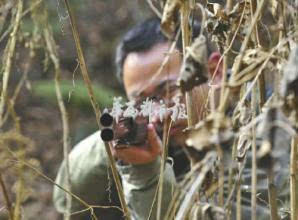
32,80,124,111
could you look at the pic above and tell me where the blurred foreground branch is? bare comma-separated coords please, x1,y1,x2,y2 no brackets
62,1,131,219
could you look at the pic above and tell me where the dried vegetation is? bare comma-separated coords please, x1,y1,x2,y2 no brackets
158,0,298,219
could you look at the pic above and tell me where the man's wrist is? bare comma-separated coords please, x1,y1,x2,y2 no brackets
116,156,161,187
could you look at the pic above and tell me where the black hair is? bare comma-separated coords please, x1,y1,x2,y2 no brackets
115,17,167,84
115,17,206,84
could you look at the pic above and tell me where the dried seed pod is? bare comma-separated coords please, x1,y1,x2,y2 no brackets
177,35,208,93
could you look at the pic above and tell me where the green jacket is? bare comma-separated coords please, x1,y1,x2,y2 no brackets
53,131,176,219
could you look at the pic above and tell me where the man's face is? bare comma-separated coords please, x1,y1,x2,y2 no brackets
123,42,187,144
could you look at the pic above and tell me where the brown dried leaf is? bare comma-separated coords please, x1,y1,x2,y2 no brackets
206,3,227,20
186,113,234,151
186,120,213,151
229,48,274,87
237,134,251,161
177,35,208,92
161,0,182,39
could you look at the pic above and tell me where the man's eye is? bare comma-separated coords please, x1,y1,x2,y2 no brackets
150,96,159,101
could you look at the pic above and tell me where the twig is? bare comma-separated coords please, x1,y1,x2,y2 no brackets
224,156,247,208
257,74,266,108
251,85,257,220
0,173,13,220
226,138,237,219
146,0,162,19
236,175,242,220
43,22,72,220
0,0,42,44
249,0,260,46
70,204,123,216
219,0,233,109
30,1,73,218
176,152,217,220
0,0,23,126
62,1,131,219
267,167,279,220
180,1,197,127
164,159,205,219
156,119,172,220
290,137,297,220
0,54,31,128
215,143,224,207
146,176,161,220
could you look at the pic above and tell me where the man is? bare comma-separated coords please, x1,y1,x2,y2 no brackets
53,17,203,220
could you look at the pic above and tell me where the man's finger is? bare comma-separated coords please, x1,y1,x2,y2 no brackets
147,123,162,155
115,147,154,164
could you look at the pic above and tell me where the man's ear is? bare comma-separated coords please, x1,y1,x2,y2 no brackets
208,52,223,86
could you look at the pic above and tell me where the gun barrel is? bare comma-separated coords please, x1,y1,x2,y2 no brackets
100,112,114,127
101,128,114,142
100,115,148,145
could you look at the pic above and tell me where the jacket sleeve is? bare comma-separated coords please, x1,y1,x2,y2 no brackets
117,157,176,220
53,131,110,217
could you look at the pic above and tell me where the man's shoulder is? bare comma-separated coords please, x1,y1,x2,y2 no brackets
75,130,102,148
69,130,106,160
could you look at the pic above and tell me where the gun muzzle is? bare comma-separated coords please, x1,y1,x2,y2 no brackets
100,128,114,142
100,113,148,146
100,112,114,127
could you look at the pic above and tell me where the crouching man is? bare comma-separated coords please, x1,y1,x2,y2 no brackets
53,17,201,220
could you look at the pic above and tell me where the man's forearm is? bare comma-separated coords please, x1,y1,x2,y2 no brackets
117,157,176,220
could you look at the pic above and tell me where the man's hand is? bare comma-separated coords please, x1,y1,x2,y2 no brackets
110,124,162,165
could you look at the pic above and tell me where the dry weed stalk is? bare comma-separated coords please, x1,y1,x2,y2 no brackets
0,1,26,220
41,11,72,220
0,173,13,220
251,83,257,220
0,0,23,126
290,137,297,220
62,1,131,219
